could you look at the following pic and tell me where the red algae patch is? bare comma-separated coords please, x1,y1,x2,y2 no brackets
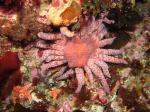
0,51,22,100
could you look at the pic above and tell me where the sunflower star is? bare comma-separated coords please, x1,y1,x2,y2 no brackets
32,16,127,94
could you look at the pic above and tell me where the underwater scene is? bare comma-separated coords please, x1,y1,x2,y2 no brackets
0,0,149,112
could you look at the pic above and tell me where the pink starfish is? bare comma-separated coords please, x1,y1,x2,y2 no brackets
31,15,127,94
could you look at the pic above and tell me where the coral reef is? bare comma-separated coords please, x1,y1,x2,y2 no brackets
0,0,50,41
48,0,81,26
38,0,82,37
0,0,149,112
38,0,81,26
12,83,32,104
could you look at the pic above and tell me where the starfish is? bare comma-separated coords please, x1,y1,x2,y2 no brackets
30,16,127,93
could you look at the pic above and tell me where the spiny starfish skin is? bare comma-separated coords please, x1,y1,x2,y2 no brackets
32,17,127,94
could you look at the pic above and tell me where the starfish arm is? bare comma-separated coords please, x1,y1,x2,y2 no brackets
54,66,68,78
84,65,94,83
60,27,74,37
98,28,108,40
96,49,123,55
100,12,114,24
63,101,72,112
47,49,64,55
45,55,64,62
38,32,61,40
92,27,107,40
94,60,111,78
95,22,108,40
51,44,64,50
35,40,49,49
58,101,71,112
90,17,104,35
103,17,114,24
98,37,116,47
97,54,127,64
40,60,67,75
40,49,64,61
39,64,48,75
45,60,67,68
88,60,110,94
57,108,63,112
75,68,85,93
31,68,39,80
24,43,35,50
39,50,52,61
56,69,74,80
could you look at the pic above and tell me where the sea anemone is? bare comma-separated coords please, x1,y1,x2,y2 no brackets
30,15,127,94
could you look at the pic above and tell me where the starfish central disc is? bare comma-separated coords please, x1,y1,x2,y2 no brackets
64,38,98,67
